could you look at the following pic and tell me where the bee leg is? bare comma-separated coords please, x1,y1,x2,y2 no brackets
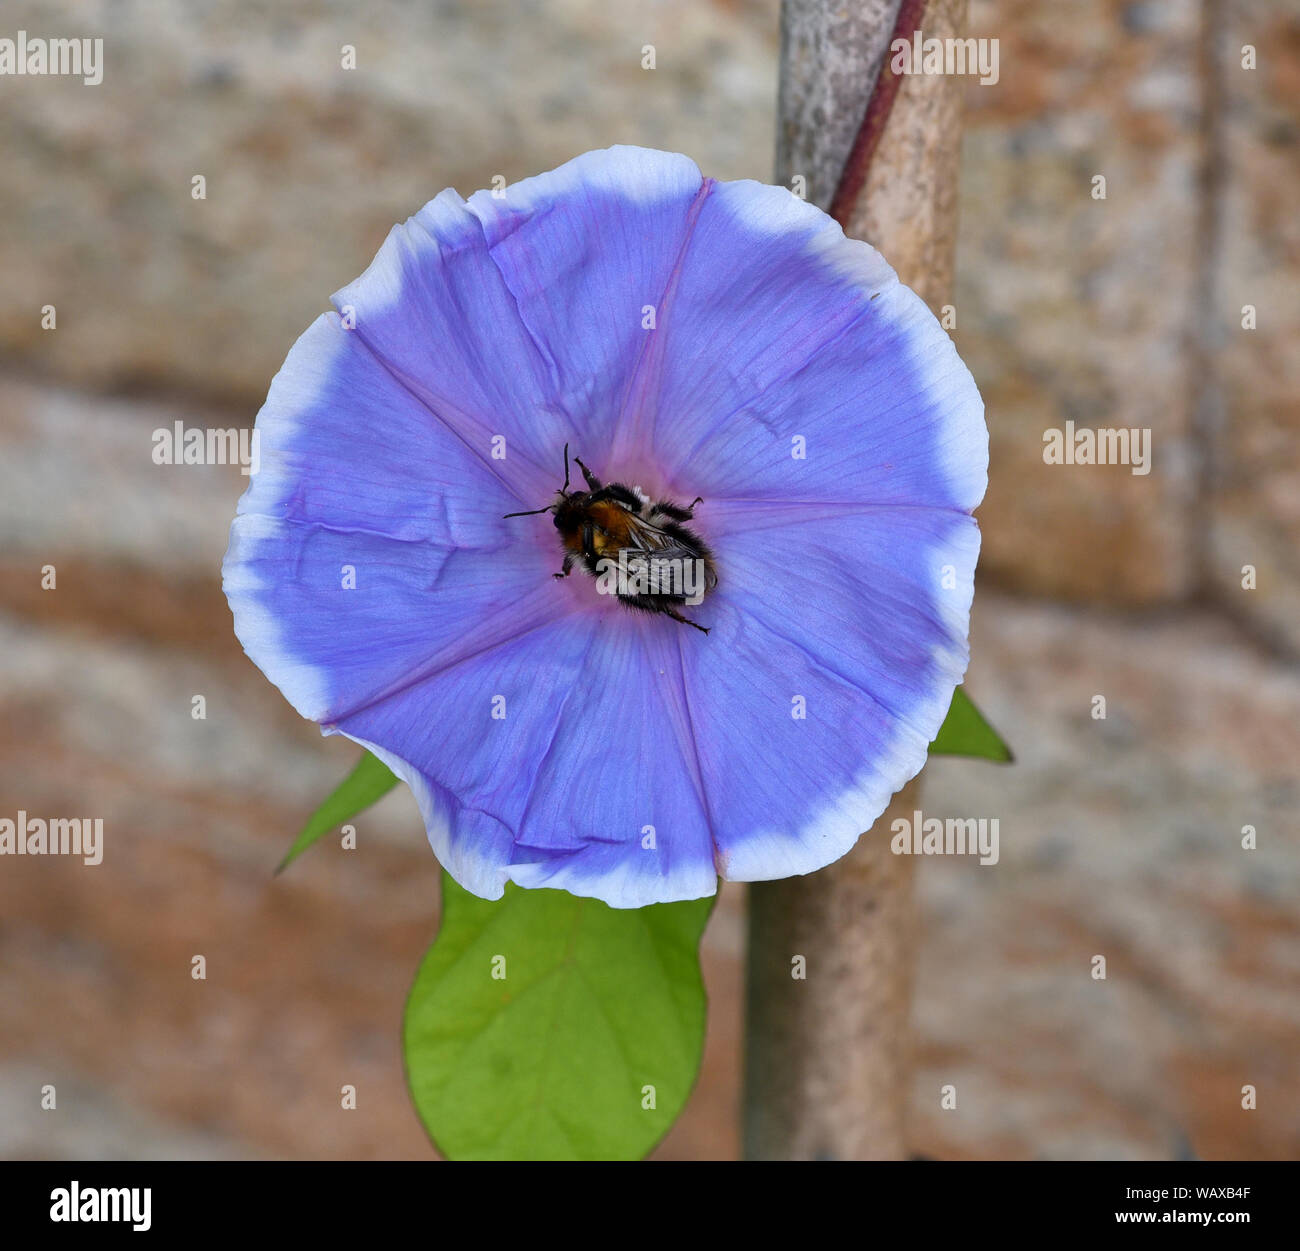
553,553,576,580
666,608,710,635
652,498,701,522
573,457,601,491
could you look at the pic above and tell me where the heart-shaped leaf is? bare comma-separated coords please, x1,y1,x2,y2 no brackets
404,872,713,1159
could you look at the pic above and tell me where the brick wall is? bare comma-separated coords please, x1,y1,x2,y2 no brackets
1,0,1297,1159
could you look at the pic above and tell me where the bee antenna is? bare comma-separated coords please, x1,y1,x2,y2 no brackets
562,443,571,495
503,506,551,519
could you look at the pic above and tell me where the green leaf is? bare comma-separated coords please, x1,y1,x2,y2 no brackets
929,686,1013,762
404,872,713,1160
276,751,398,873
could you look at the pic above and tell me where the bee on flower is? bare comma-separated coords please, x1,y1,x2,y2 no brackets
223,146,986,909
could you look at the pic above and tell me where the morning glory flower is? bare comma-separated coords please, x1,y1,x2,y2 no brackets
223,145,986,909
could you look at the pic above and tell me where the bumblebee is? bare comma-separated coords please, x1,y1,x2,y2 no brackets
505,446,717,634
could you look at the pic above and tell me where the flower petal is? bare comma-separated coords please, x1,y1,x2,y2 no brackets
334,610,718,909
645,177,986,515
226,147,990,909
329,147,710,498
681,504,979,881
223,313,565,725
463,146,709,462
329,190,564,504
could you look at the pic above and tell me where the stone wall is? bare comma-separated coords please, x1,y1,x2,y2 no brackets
1,0,1297,1160
5,2,1293,637
1207,0,1300,654
958,0,1299,652
0,0,780,402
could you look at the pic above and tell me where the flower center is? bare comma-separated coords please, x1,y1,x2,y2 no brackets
505,448,716,634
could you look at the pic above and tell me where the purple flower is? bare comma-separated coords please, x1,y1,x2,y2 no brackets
223,146,986,909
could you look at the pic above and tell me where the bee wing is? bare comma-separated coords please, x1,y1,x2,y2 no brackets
622,511,675,551
620,514,717,591
637,542,700,569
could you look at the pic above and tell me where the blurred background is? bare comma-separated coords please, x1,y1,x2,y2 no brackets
0,0,1296,1159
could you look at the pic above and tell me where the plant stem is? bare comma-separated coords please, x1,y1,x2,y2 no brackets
745,0,967,1161
828,0,928,228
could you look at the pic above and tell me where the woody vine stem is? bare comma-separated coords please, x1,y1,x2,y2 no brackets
744,0,966,1160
